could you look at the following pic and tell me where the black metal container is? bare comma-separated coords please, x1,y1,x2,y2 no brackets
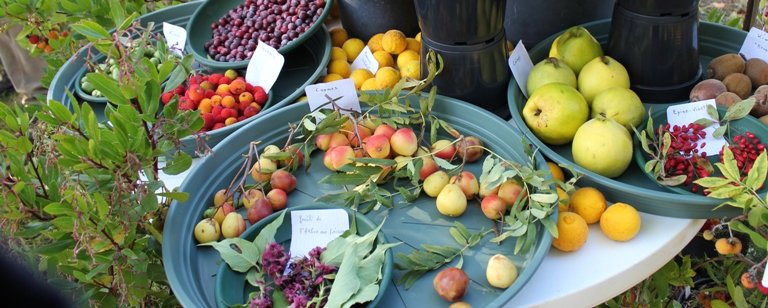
607,3,701,102
414,0,505,45
337,0,420,42
421,31,510,117
617,0,698,16
504,0,614,48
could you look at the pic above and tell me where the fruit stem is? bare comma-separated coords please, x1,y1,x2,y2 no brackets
600,56,609,65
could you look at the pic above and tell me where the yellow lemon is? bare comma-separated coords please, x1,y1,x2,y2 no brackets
330,47,347,62
350,69,374,89
600,203,641,242
547,162,565,182
569,187,606,224
396,50,420,69
400,60,420,79
373,50,395,68
322,73,343,83
375,67,400,89
415,32,422,42
342,38,366,62
381,29,407,54
406,38,421,52
327,60,351,78
330,27,348,48
360,78,380,91
367,33,384,53
556,186,570,212
552,212,588,252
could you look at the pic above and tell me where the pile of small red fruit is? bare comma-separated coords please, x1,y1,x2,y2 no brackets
161,69,268,132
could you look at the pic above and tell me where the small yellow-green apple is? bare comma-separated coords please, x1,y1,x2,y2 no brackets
390,127,418,156
571,117,633,178
213,202,236,225
431,139,457,160
323,145,355,171
578,56,630,104
241,188,264,209
373,124,396,139
590,87,645,130
553,26,603,74
213,189,233,207
250,157,278,183
221,212,246,239
419,155,439,180
498,179,526,208
194,218,221,243
423,170,450,197
522,83,589,145
266,188,288,210
364,134,391,159
486,254,518,288
527,57,577,95
481,194,507,220
449,171,479,199
436,183,468,217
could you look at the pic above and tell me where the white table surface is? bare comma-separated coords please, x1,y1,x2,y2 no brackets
161,159,705,308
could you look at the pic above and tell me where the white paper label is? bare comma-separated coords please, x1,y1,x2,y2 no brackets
508,40,535,98
289,209,349,257
762,265,768,287
739,27,768,61
305,78,361,114
666,100,727,156
162,22,187,57
350,46,379,73
245,41,285,93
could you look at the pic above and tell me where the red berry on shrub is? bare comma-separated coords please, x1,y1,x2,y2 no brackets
28,34,40,44
202,113,216,129
161,92,175,105
243,105,260,118
222,107,238,119
218,76,231,85
211,105,224,117
212,122,225,130
209,73,224,85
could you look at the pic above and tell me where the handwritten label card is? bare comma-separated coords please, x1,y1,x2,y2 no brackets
245,41,285,93
508,40,535,98
305,78,361,114
739,27,768,62
289,209,349,257
350,46,379,73
666,100,727,156
162,22,187,57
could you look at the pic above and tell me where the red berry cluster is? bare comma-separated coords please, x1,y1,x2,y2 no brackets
27,30,67,54
659,123,710,192
160,71,268,132
719,132,766,175
204,0,326,62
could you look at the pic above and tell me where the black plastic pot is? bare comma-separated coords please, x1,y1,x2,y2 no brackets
504,0,614,48
421,31,510,117
337,0,420,42
617,0,699,16
415,0,505,45
608,4,701,102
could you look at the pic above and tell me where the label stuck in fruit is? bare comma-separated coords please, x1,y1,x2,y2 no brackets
666,100,727,156
246,41,285,93
163,22,187,57
508,40,534,97
350,46,379,73
289,209,349,257
305,78,361,115
739,27,768,62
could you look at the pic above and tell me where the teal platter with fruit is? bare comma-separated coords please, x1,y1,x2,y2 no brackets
634,106,768,197
214,204,393,308
163,93,555,307
185,0,333,70
47,1,331,155
507,20,746,218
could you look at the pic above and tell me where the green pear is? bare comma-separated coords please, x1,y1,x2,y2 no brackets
424,171,450,197
527,57,577,95
571,117,633,178
436,184,467,217
578,56,630,104
590,87,646,130
555,26,603,74
522,83,589,145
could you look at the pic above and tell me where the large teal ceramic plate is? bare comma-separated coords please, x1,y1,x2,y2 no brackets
46,1,331,155
508,20,745,218
163,93,554,307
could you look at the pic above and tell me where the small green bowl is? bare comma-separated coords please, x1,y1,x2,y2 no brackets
634,107,768,196
214,204,393,308
185,0,333,70
74,53,110,104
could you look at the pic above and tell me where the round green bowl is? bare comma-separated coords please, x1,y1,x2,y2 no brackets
635,107,768,196
185,0,333,70
508,20,746,218
74,64,109,104
163,93,555,307
215,204,393,308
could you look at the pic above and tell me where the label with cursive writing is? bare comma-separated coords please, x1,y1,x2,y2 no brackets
739,27,768,62
245,41,285,93
666,100,727,156
305,78,360,114
162,22,187,57
350,46,379,73
508,40,534,98
289,209,349,257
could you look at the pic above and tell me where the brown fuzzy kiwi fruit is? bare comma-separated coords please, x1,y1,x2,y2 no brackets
690,79,727,102
707,53,746,80
751,85,768,118
715,92,742,109
745,58,768,87
722,73,752,99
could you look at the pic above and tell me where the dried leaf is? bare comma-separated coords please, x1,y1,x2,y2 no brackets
723,98,755,121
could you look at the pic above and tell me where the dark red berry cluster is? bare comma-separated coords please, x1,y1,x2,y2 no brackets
659,123,710,193
719,132,766,175
205,0,326,62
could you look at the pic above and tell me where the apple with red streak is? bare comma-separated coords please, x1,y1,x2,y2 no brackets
481,194,507,219
267,188,288,210
270,170,297,193
247,198,274,224
431,139,457,161
364,134,391,159
449,171,479,199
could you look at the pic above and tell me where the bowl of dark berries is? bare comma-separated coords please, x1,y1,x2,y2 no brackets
213,204,394,308
186,0,332,70
634,102,768,197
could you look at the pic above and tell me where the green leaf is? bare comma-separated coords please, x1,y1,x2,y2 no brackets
7,3,26,15
694,177,733,188
163,152,192,175
726,276,748,308
449,228,467,246
48,100,74,123
43,202,75,216
659,175,686,186
71,20,110,39
433,156,458,170
246,268,263,287
421,244,460,258
350,157,396,166
157,191,188,203
706,185,744,199
33,235,75,256
744,151,767,191
748,206,767,228
341,284,379,308
117,12,140,31
86,73,129,105
253,210,287,262
529,193,558,204
358,242,400,285
200,238,260,273
326,249,361,308
706,104,720,121
719,147,740,181
108,0,128,27
723,98,755,121
397,269,427,289
730,220,767,249
713,124,728,139
319,173,371,186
